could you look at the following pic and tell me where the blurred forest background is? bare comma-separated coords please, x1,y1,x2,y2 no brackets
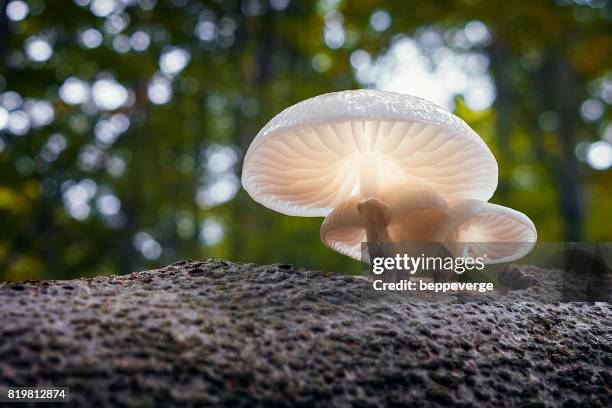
0,0,610,280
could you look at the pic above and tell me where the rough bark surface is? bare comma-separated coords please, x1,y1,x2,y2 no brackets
0,259,610,407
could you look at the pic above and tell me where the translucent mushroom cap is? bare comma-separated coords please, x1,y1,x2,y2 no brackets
444,199,537,263
242,89,498,217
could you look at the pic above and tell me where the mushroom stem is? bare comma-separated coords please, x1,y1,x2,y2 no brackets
357,160,399,279
357,198,390,245
357,198,399,281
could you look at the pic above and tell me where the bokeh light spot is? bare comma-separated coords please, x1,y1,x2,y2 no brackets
147,74,173,105
92,78,128,110
7,0,29,21
59,77,91,105
159,47,190,76
370,10,391,32
25,37,53,62
580,98,604,122
200,219,224,246
80,28,104,49
586,141,612,170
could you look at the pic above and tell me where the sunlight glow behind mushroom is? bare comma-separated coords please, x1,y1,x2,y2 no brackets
353,27,495,111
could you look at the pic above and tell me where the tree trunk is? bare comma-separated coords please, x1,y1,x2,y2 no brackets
0,259,608,406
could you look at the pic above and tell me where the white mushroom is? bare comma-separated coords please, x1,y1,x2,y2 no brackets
321,187,537,264
242,89,499,262
442,199,537,263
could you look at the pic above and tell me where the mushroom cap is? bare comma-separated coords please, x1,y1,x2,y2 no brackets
445,199,537,263
320,183,451,261
242,89,498,217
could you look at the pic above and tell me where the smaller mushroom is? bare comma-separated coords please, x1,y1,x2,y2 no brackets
320,181,451,262
441,199,537,263
321,183,536,267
